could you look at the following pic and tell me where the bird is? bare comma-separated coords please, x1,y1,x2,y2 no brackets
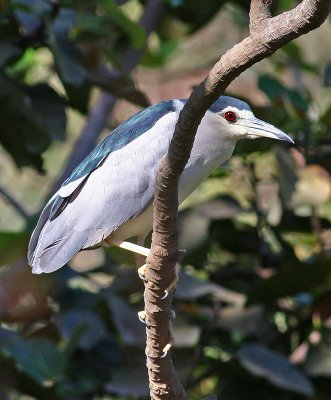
28,96,293,275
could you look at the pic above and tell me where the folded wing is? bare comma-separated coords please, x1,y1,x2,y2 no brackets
28,103,179,273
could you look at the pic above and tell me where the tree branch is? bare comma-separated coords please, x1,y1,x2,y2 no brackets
0,186,30,221
87,65,149,108
143,1,331,398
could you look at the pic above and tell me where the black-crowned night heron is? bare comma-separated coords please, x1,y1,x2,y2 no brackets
28,96,293,274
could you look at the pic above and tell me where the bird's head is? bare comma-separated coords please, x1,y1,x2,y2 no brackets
207,96,293,144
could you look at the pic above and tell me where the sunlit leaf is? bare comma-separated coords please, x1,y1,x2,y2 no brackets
172,321,200,347
100,0,145,48
292,165,331,210
218,305,269,336
176,270,245,305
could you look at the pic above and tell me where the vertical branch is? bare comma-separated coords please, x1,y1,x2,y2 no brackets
142,0,331,398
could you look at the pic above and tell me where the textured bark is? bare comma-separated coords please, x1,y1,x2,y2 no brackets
143,1,331,399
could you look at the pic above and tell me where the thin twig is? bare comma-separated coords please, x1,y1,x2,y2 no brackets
0,186,30,221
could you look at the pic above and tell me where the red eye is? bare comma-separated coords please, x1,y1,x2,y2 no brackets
224,111,237,123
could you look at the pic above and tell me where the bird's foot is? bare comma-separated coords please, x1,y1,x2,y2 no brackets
160,319,176,358
161,272,179,300
138,309,175,325
138,310,146,324
178,249,186,256
160,342,172,358
138,265,177,299
138,264,146,280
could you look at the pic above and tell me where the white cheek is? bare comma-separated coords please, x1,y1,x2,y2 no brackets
231,124,247,136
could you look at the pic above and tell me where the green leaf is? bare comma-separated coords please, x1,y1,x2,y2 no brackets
55,310,108,350
11,0,52,36
108,295,145,346
62,81,91,114
26,84,67,141
100,0,145,48
281,42,318,74
0,231,29,267
175,270,245,305
0,74,66,169
247,259,331,305
238,344,314,396
0,42,22,67
6,47,36,77
104,350,149,398
258,74,308,112
48,8,86,86
0,328,66,386
218,305,268,337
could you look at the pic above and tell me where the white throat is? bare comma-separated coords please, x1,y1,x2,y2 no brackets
178,111,236,202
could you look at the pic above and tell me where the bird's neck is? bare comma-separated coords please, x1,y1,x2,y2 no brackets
177,116,236,204
188,114,236,167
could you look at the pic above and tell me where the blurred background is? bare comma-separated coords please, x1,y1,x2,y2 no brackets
0,0,331,399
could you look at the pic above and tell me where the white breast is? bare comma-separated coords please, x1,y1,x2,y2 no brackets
112,136,235,241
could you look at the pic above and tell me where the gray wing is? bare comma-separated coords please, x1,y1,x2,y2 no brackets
28,110,179,274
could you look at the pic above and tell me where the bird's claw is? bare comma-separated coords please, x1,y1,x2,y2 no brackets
178,249,186,256
138,265,146,280
160,273,179,300
160,290,169,300
138,310,146,324
160,343,172,358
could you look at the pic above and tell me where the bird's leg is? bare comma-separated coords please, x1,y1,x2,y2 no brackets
106,238,149,280
134,234,148,279
107,239,150,256
134,234,147,268
108,238,180,297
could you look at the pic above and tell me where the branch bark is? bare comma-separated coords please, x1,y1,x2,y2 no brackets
143,1,331,398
